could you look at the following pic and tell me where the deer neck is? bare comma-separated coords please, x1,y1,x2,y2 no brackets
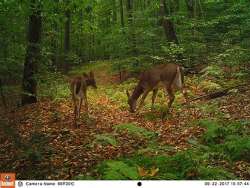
131,84,144,101
85,79,90,86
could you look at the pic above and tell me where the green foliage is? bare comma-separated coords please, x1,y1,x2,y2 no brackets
215,46,250,68
197,103,223,118
1,0,250,181
94,134,118,146
1,0,250,96
115,123,156,139
91,151,236,180
23,131,53,162
200,65,224,79
199,119,227,145
98,161,139,180
80,114,96,126
24,148,43,162
102,86,129,109
73,119,248,180
221,136,250,162
111,56,155,75
161,43,185,61
143,112,160,121
161,151,199,179
199,119,250,162
197,166,235,180
38,71,69,101
200,80,222,92
137,141,175,155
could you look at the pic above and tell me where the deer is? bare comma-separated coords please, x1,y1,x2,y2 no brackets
126,63,188,118
70,71,97,128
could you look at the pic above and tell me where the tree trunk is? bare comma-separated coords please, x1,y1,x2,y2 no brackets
159,0,178,44
79,9,84,61
21,0,42,105
64,4,71,71
120,0,125,28
50,0,59,68
185,0,203,18
112,0,117,24
185,0,195,17
127,0,137,55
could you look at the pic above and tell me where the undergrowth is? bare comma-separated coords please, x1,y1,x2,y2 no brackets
75,119,249,180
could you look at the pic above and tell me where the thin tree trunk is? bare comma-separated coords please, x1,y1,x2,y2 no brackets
64,4,71,71
21,0,42,105
51,20,58,69
79,9,84,61
50,0,59,68
185,0,203,18
64,10,70,54
120,0,125,28
159,0,178,44
127,0,137,55
112,0,117,24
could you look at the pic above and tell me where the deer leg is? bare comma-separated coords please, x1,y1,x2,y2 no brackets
137,89,151,111
73,98,78,128
75,98,83,128
161,87,175,119
182,87,189,104
166,88,175,111
83,92,88,115
151,88,158,110
79,98,83,117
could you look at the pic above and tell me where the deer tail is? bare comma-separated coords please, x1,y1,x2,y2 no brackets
174,66,183,89
180,66,185,86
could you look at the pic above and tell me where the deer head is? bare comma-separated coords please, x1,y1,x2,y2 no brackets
126,85,143,113
83,71,97,89
126,90,136,113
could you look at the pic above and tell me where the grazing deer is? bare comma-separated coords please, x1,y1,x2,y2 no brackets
70,71,97,127
126,63,187,116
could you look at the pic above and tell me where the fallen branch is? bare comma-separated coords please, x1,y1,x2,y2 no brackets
186,84,248,104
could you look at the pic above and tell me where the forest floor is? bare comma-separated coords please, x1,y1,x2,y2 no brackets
0,61,249,180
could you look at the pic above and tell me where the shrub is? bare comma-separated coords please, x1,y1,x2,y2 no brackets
38,71,69,101
221,136,250,162
115,123,156,139
199,119,227,145
98,160,139,180
200,65,224,79
198,166,236,180
200,80,222,92
94,134,118,146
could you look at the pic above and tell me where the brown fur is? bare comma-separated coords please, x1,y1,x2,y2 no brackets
70,71,97,128
127,63,187,115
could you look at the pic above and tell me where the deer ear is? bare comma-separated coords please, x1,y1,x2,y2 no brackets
89,71,94,78
83,73,88,78
126,90,130,98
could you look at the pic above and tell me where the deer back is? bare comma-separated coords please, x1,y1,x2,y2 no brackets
138,63,181,90
70,76,87,99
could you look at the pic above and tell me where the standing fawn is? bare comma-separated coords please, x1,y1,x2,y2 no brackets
70,71,97,127
126,63,188,117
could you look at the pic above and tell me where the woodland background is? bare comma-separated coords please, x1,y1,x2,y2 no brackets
0,0,249,180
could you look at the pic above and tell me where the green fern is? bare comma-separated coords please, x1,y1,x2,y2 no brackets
198,166,236,180
115,123,156,139
102,161,139,180
199,119,227,145
94,134,118,146
222,136,250,162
